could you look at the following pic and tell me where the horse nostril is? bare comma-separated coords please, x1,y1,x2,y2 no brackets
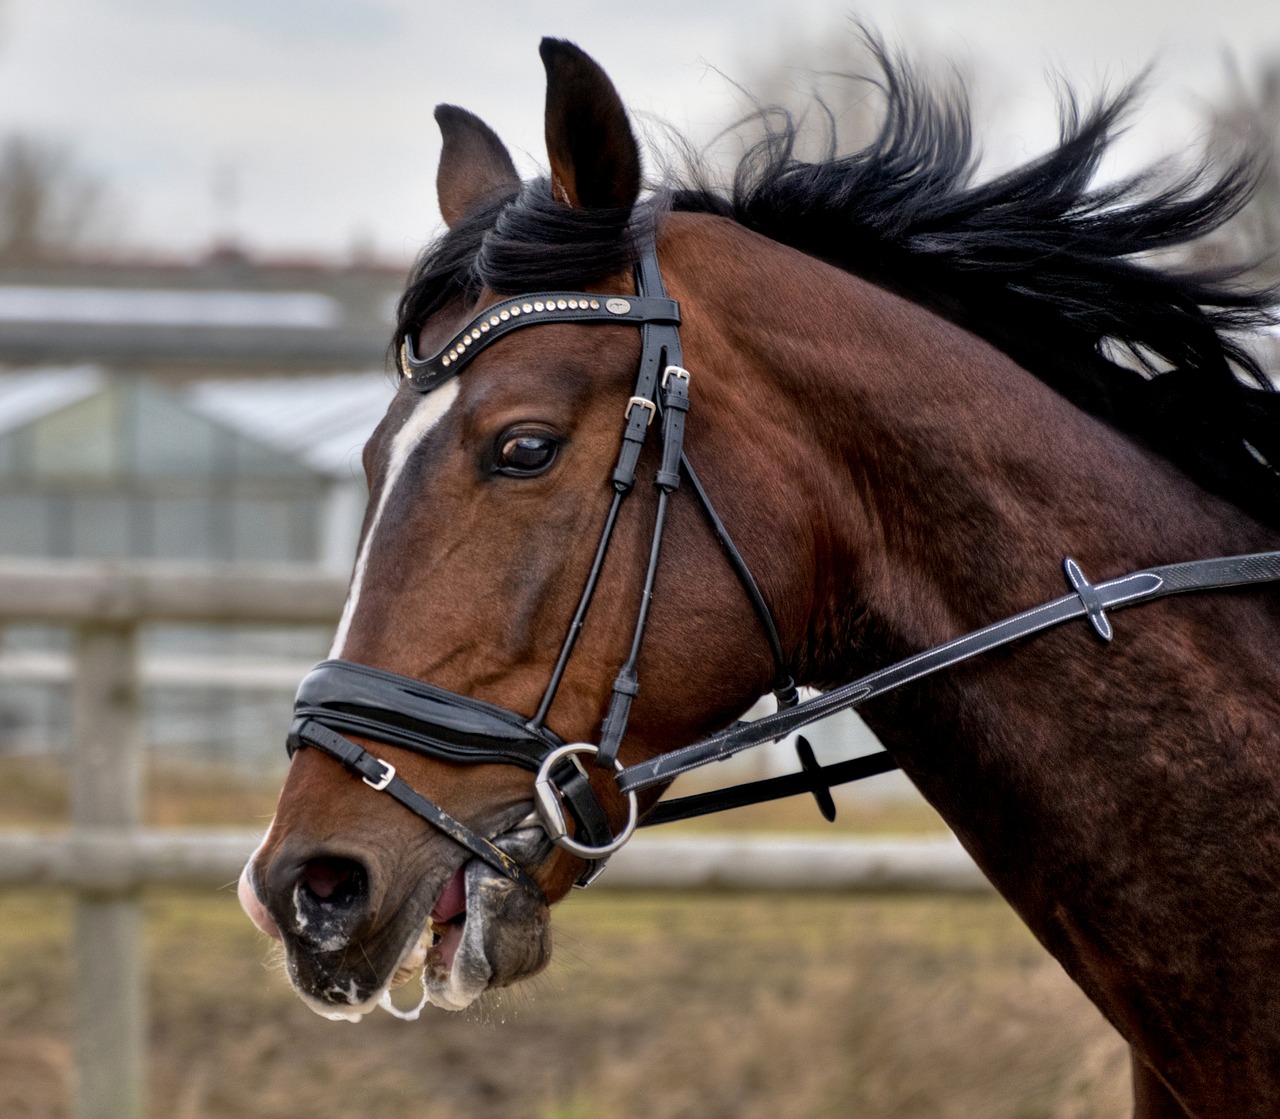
292,857,366,946
300,857,364,903
266,850,372,946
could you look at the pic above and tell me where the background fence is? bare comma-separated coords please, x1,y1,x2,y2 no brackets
0,559,987,1119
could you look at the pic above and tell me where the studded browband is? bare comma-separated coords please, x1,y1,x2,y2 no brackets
400,292,681,393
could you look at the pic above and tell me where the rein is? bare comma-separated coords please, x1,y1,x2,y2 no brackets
288,241,1280,893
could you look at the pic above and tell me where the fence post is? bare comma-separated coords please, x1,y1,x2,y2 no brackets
70,621,144,1119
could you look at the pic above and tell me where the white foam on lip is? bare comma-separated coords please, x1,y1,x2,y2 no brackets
329,379,460,657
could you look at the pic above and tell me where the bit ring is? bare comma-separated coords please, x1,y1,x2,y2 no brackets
532,743,639,859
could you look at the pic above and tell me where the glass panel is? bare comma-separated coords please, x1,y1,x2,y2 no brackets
230,497,319,561
230,498,290,562
288,496,320,561
129,385,224,478
0,681,70,756
231,432,313,478
29,390,120,478
149,496,214,559
0,495,51,555
69,494,131,558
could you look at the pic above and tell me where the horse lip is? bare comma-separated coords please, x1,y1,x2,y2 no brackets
410,810,553,1011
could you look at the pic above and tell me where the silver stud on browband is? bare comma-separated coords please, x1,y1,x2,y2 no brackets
409,292,646,379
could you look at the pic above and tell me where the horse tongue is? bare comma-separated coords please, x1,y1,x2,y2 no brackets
431,866,467,923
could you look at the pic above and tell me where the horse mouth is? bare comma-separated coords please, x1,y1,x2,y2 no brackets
282,824,553,1020
407,859,497,1012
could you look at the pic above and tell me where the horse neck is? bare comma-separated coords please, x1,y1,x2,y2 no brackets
668,216,1279,686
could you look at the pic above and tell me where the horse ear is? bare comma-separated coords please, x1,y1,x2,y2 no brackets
539,38,641,211
434,104,520,228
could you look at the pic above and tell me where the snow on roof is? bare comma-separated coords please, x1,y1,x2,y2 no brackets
186,371,395,478
0,286,343,329
0,365,104,436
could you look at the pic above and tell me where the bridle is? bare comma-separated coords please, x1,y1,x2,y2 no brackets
290,235,798,889
288,232,1280,894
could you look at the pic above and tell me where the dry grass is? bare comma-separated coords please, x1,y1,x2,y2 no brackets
0,889,1132,1119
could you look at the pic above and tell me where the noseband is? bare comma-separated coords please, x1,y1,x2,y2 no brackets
289,234,1280,895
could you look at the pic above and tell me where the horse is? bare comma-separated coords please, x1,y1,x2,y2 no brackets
238,36,1280,1118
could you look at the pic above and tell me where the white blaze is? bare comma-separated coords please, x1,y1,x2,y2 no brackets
329,380,461,657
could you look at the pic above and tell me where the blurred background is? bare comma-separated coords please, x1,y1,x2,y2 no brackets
0,1,1277,1117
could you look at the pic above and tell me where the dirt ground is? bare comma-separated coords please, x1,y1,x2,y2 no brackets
0,760,1132,1118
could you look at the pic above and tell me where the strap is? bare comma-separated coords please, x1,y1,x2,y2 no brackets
640,748,900,826
401,293,681,392
292,719,541,894
596,371,690,769
529,246,673,730
621,550,1280,797
528,491,625,728
681,453,796,705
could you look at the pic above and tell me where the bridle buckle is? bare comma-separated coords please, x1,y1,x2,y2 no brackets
626,396,656,426
362,758,396,792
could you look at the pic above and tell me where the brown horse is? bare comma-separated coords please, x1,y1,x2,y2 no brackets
239,37,1280,1117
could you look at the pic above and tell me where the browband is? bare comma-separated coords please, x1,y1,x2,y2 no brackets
401,292,681,392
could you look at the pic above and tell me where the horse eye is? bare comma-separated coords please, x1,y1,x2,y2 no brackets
497,434,558,476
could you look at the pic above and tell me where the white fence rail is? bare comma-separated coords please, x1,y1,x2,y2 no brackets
0,560,987,1119
0,830,989,893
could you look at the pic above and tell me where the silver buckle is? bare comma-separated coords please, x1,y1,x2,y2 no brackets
532,743,639,860
626,396,656,426
662,364,690,388
362,758,396,792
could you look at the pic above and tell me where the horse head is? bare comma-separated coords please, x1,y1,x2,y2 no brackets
238,40,797,1018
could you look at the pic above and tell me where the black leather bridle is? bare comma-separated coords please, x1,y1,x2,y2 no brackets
288,236,1280,894
290,239,800,888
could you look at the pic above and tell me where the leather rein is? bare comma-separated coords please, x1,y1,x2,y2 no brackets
288,241,1280,893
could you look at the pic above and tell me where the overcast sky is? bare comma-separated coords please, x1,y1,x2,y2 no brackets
1,0,1277,265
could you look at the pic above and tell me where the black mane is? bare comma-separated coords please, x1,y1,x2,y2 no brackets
397,43,1280,529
